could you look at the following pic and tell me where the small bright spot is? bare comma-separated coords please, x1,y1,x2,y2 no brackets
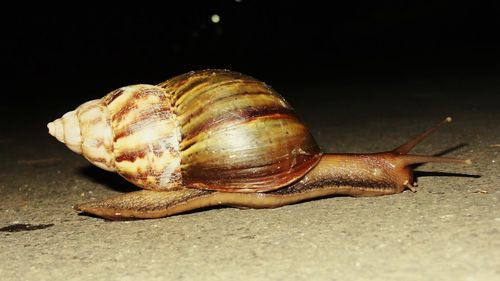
211,14,220,23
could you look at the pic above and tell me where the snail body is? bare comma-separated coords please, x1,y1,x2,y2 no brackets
48,70,470,220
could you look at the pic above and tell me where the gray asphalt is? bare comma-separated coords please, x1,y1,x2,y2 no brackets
1,73,499,280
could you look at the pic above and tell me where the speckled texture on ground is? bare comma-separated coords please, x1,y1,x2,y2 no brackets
1,75,499,281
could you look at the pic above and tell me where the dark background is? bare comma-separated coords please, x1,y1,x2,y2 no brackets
2,1,499,126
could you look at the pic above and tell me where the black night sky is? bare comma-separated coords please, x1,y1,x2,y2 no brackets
2,1,500,118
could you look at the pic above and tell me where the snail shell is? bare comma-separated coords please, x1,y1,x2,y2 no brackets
48,70,321,192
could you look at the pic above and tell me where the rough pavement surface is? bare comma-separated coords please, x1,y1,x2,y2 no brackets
1,74,499,281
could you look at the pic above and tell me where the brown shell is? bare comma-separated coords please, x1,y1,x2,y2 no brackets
158,69,322,192
49,69,322,193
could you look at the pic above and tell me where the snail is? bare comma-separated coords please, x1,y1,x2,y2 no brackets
47,69,471,220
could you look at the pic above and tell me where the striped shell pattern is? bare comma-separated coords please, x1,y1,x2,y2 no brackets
47,70,322,192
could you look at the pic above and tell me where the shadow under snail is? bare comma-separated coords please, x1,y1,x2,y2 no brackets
47,69,471,220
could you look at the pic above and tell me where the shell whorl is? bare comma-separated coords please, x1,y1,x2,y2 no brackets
48,99,116,172
47,110,82,154
49,70,321,193
103,85,182,190
48,85,182,189
158,70,322,192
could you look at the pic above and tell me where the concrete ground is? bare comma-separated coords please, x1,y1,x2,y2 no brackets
1,72,499,281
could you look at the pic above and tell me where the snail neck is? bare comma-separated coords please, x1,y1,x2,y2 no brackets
254,150,470,205
278,153,412,197
303,153,413,194
299,151,470,194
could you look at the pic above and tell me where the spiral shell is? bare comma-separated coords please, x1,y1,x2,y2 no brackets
48,70,322,192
